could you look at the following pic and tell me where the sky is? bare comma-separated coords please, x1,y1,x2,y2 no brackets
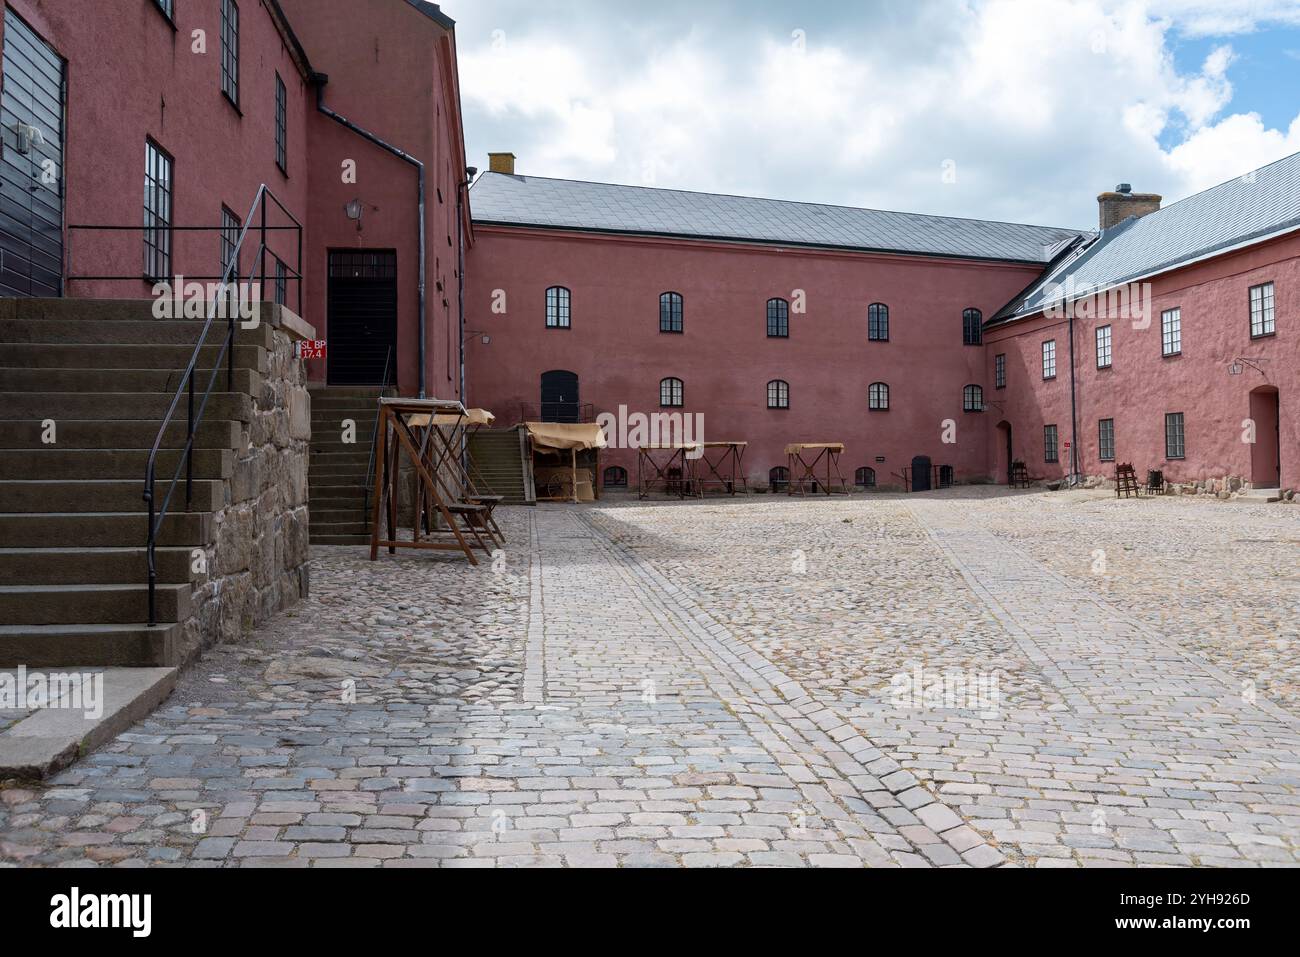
441,0,1300,230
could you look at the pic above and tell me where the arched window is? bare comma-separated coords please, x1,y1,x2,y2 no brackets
868,303,889,341
963,384,984,412
660,377,684,407
767,379,790,409
855,467,877,488
769,466,790,492
603,466,628,488
963,307,982,345
546,286,571,328
767,298,789,338
869,382,890,411
659,292,683,333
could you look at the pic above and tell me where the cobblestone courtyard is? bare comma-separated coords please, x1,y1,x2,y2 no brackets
2,488,1298,868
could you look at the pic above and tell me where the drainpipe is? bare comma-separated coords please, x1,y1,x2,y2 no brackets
313,73,428,397
457,175,471,406
1068,311,1080,485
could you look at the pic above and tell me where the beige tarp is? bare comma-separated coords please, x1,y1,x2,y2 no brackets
405,408,496,428
525,422,608,452
785,443,845,455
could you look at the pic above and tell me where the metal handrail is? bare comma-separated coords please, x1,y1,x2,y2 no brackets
137,184,304,625
362,346,396,529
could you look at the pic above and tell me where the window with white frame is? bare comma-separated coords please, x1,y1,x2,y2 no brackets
868,382,890,411
659,377,684,408
1162,307,1181,356
1250,282,1275,338
963,384,983,412
767,379,789,409
1042,339,1056,379
221,0,240,107
545,286,571,328
1096,325,1112,368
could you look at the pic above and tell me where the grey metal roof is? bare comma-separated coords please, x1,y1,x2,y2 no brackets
470,172,1082,264
994,150,1300,324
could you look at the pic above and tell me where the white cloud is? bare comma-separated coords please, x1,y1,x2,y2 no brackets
453,0,1300,228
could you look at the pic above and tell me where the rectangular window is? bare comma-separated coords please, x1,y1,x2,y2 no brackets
995,353,1006,389
154,0,175,21
221,0,240,107
1042,339,1056,379
1095,325,1112,368
220,206,240,278
274,258,287,306
1044,424,1059,463
1165,412,1185,460
545,287,571,328
1098,418,1115,462
1161,307,1181,356
275,72,287,173
1249,282,1275,338
143,140,173,280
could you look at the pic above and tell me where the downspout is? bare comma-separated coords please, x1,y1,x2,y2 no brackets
1068,311,1079,485
457,177,469,405
313,73,428,397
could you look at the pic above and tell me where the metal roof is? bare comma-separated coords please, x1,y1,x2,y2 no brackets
993,150,1300,324
470,172,1082,264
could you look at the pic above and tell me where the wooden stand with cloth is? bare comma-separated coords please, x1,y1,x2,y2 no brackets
525,422,607,503
785,443,849,495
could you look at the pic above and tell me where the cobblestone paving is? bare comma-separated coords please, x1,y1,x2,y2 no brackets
2,490,1297,868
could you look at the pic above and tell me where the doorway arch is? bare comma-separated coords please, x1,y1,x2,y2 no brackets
540,370,580,423
996,420,1013,484
1249,386,1280,488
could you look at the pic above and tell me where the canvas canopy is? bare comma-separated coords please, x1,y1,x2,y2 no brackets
525,422,608,452
404,408,496,428
784,442,844,455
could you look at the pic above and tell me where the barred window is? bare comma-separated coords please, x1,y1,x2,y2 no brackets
767,298,789,338
659,377,684,408
1042,339,1057,379
868,382,889,411
143,140,173,280
1249,282,1275,338
545,286,571,328
1044,424,1059,463
767,379,789,409
275,72,287,173
1096,325,1112,368
221,0,240,107
1161,308,1181,356
1098,418,1115,462
868,303,889,341
855,467,877,488
603,466,628,488
963,308,983,345
995,353,1006,389
769,467,790,491
963,384,984,412
1165,412,1185,460
659,292,683,333
220,206,240,277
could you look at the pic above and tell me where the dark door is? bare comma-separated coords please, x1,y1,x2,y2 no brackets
0,8,65,297
911,455,932,492
327,250,397,386
1004,425,1014,483
540,370,579,422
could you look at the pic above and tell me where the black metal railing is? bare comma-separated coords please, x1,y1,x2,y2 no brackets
69,186,304,625
521,401,595,424
363,346,397,528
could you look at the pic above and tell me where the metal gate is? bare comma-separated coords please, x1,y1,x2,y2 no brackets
0,8,65,297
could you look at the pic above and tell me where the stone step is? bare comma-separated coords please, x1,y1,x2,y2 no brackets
0,391,254,422
309,449,371,465
0,448,233,481
0,665,179,779
0,511,211,548
310,494,367,511
0,418,242,450
310,520,369,537
0,342,268,374
0,297,277,323
0,582,192,625
0,366,260,396
0,546,194,585
0,625,181,669
0,318,274,349
0,479,224,513
311,535,371,546
308,438,377,454
312,507,366,525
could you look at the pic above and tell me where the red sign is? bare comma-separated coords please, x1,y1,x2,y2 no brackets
297,340,327,359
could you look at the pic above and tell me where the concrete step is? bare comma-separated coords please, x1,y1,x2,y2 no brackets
310,495,368,511
0,479,224,513
0,366,260,396
0,665,178,779
0,391,254,422
312,507,365,525
0,624,182,669
0,511,211,548
310,520,369,537
307,386,386,398
311,534,371,546
0,448,232,481
0,342,268,374
0,297,277,324
308,438,376,454
0,546,193,585
309,449,371,465
0,317,274,349
0,582,192,625
1238,487,1282,503
0,418,242,450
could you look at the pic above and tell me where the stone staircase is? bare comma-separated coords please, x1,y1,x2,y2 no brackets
468,427,534,505
0,298,310,670
308,387,383,545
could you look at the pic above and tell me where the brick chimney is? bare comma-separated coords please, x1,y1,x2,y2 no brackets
488,152,516,175
1097,183,1161,230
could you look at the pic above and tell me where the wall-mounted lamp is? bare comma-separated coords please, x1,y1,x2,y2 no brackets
344,198,363,231
1229,362,1243,376
465,330,490,345
1228,357,1267,377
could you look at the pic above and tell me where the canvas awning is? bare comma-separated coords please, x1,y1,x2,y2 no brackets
405,408,496,428
525,422,608,452
785,442,844,455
